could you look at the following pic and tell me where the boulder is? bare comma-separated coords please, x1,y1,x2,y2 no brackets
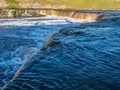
44,33,61,47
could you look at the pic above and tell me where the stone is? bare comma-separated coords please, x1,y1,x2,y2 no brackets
73,30,84,35
45,39,61,47
59,29,84,35
59,29,70,35
44,33,61,47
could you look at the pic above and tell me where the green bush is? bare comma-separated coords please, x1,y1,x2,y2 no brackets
6,0,18,4
62,0,120,10
5,4,20,9
36,0,120,10
4,0,120,10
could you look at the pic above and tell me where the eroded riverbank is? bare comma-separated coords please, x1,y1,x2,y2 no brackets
0,9,106,21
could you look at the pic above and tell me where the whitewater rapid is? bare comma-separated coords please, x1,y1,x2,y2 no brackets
0,16,87,88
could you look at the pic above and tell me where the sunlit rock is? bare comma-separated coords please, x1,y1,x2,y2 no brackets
0,9,105,21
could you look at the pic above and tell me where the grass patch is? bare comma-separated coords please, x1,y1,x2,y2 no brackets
5,0,20,9
5,4,20,9
5,0,120,10
39,0,120,10
6,0,18,4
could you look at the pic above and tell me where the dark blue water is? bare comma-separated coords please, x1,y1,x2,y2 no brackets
3,17,120,90
0,16,86,89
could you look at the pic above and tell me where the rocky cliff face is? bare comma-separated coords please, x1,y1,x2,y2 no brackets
0,9,105,21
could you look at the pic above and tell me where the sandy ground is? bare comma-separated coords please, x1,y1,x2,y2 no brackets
0,0,7,8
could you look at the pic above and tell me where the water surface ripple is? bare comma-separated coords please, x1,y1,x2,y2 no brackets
0,16,85,88
3,16,120,90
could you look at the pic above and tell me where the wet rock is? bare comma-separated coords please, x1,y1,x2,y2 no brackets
44,34,61,47
40,46,48,51
73,30,84,35
45,39,61,47
59,29,84,35
59,29,70,35
95,14,105,21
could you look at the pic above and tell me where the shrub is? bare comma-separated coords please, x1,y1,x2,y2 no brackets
5,4,20,9
6,0,18,4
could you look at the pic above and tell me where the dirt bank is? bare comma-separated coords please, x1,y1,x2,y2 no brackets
0,9,105,21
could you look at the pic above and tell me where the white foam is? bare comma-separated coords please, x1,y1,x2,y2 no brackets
0,16,88,26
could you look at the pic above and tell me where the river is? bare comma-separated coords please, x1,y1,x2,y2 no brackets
0,16,87,88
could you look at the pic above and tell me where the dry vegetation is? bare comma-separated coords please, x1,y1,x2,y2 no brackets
1,0,120,10
0,0,8,8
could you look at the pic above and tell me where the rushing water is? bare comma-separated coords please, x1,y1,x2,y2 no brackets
0,16,87,88
1,16,120,90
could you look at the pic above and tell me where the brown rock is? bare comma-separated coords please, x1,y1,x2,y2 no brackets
44,33,61,47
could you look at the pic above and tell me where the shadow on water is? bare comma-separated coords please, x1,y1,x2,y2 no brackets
1,16,120,90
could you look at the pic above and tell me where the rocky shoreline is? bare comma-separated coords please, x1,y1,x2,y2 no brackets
0,9,106,21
